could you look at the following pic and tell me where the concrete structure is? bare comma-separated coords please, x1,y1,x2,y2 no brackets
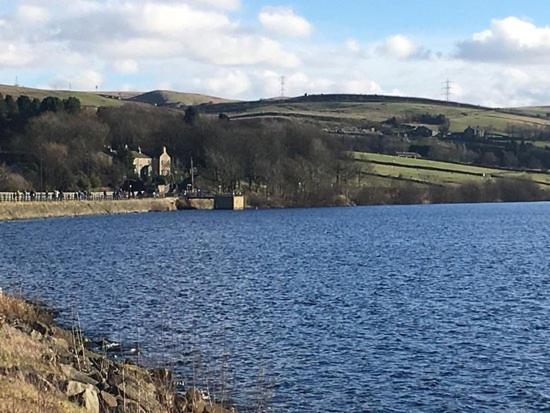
158,146,171,176
214,195,245,210
177,194,245,211
132,148,153,178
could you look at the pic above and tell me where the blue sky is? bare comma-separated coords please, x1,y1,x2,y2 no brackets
2,0,550,106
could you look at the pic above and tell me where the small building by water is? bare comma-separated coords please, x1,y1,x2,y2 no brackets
214,194,245,210
177,194,245,210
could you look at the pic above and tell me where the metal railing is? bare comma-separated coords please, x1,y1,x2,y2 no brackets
0,191,117,202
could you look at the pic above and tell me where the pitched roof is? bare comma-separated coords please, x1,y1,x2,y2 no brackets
131,151,152,159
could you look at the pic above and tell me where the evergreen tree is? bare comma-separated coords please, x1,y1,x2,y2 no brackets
184,106,198,125
63,97,81,114
16,95,32,118
0,94,6,118
40,96,64,113
5,95,18,117
30,98,41,116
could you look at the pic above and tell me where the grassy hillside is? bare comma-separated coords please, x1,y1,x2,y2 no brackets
4,85,548,134
202,94,550,134
129,90,233,106
0,84,125,107
510,106,550,118
0,84,231,108
353,152,550,187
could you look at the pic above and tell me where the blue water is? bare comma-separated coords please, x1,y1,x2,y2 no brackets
1,203,550,412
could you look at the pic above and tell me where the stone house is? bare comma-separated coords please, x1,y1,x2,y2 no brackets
131,148,153,178
131,147,172,178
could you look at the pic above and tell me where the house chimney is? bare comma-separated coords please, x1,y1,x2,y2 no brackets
138,146,142,154
163,146,167,154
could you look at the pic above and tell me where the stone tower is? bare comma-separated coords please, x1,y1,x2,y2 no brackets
159,146,171,176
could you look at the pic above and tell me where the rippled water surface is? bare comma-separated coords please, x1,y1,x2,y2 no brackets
1,203,550,412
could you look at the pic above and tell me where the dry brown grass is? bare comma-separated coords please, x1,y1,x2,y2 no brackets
0,324,51,371
0,294,52,325
0,376,86,413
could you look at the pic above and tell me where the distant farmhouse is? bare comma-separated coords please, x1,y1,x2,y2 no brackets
131,147,153,178
131,146,172,178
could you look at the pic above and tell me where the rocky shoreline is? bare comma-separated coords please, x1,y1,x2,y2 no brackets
0,291,235,413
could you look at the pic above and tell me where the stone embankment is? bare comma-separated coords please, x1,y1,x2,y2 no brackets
0,198,177,221
0,291,235,413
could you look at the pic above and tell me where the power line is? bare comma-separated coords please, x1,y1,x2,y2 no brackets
280,75,286,98
442,79,452,102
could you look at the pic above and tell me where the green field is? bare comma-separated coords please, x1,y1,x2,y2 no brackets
0,84,231,108
4,85,550,136
129,90,233,106
353,152,550,187
208,96,550,134
0,84,125,107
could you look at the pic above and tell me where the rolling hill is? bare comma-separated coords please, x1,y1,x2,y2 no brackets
129,90,233,106
3,84,550,138
200,94,550,135
0,84,125,107
0,84,231,108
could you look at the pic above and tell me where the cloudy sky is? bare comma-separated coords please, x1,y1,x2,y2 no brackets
1,0,550,107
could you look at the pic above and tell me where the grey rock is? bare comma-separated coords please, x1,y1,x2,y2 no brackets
82,387,100,413
60,364,99,386
100,390,118,409
66,380,90,397
69,385,100,413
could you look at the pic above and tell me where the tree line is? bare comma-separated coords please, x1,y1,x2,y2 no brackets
0,96,348,206
1,94,549,207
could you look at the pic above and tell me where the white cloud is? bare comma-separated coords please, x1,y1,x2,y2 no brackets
49,69,103,91
203,70,251,96
11,1,298,70
259,7,312,37
136,3,233,35
253,71,381,98
16,4,49,23
378,35,417,59
340,79,382,94
457,16,550,63
113,59,139,74
189,0,241,10
9,1,550,107
0,42,35,66
346,39,361,54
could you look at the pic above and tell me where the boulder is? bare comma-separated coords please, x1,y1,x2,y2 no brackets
32,321,51,336
82,387,100,413
107,367,123,387
192,399,206,413
60,364,99,386
66,380,90,397
69,385,100,413
205,404,234,413
100,390,118,409
116,380,141,402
